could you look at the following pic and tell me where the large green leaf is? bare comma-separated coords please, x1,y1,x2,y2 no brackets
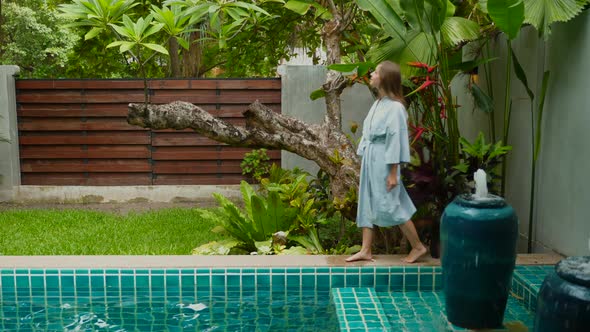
396,31,438,77
356,0,407,41
488,0,525,40
524,0,590,40
400,0,447,33
366,38,406,64
440,17,480,47
284,0,313,15
510,48,533,101
471,84,494,113
240,181,255,220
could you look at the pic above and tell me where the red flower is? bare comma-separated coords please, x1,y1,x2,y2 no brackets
406,76,436,97
409,122,426,145
407,61,437,73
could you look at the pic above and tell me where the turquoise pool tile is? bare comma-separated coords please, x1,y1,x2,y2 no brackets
331,274,344,288
434,273,443,290
120,275,134,289
286,274,300,289
90,275,104,289
389,274,403,290
301,274,314,288
181,275,194,286
361,274,375,287
1,270,14,275
272,274,286,290
331,267,345,274
165,274,180,287
105,275,119,288
75,275,90,289
345,274,360,287
45,275,59,289
15,276,29,289
30,270,43,275
257,274,270,289
196,275,210,290
15,269,29,275
227,274,240,286
419,273,434,291
61,275,74,289
241,274,255,289
30,276,44,289
149,269,164,275
150,275,164,288
211,268,225,275
90,269,104,275
211,274,225,288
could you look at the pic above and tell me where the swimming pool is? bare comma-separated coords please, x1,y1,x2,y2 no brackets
0,264,553,331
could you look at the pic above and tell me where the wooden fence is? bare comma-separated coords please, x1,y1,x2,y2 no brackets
15,79,281,185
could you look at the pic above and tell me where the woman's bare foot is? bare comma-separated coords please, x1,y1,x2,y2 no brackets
403,245,427,263
345,251,374,262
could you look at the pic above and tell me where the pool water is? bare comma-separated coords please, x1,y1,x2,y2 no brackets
379,291,534,331
0,265,550,331
0,290,339,331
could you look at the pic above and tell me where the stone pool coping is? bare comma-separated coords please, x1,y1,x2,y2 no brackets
0,253,562,268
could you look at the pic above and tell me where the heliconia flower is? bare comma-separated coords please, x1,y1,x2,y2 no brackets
409,123,426,145
406,76,436,97
407,61,437,73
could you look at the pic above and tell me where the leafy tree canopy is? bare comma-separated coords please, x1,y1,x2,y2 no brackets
0,0,78,78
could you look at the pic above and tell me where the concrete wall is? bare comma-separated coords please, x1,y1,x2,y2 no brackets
483,12,590,256
278,65,375,174
0,66,21,201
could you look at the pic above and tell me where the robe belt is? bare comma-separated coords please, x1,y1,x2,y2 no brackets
368,135,386,144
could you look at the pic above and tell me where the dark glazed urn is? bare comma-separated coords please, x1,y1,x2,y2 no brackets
534,256,590,332
441,194,518,329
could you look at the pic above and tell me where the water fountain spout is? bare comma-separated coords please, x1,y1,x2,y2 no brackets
473,169,488,199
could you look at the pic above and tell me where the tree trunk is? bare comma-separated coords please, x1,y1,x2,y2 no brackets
181,31,202,78
169,38,181,78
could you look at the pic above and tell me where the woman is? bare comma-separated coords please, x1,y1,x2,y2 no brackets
346,61,427,263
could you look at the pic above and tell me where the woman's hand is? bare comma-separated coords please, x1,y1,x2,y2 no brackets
386,173,398,192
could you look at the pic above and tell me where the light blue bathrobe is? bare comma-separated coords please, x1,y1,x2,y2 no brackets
356,97,416,228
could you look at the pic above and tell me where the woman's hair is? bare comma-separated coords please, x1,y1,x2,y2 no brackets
377,61,405,105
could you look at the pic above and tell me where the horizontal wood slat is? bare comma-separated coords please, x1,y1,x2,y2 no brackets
152,148,280,161
21,160,151,173
17,90,280,104
20,146,150,159
19,132,150,145
17,103,280,118
21,173,152,185
17,79,280,90
15,78,281,185
153,175,252,185
19,118,148,131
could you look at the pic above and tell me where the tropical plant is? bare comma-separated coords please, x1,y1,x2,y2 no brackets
241,148,272,182
194,181,298,254
0,0,78,78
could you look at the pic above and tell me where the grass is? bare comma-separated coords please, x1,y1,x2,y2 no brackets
0,208,227,255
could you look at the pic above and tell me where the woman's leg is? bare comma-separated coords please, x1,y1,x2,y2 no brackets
345,227,375,262
399,220,427,263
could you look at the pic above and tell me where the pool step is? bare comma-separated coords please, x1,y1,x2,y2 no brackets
331,288,391,332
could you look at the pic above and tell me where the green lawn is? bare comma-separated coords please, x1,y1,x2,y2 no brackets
0,208,226,255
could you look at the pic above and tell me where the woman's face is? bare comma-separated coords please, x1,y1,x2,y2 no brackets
370,65,381,89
